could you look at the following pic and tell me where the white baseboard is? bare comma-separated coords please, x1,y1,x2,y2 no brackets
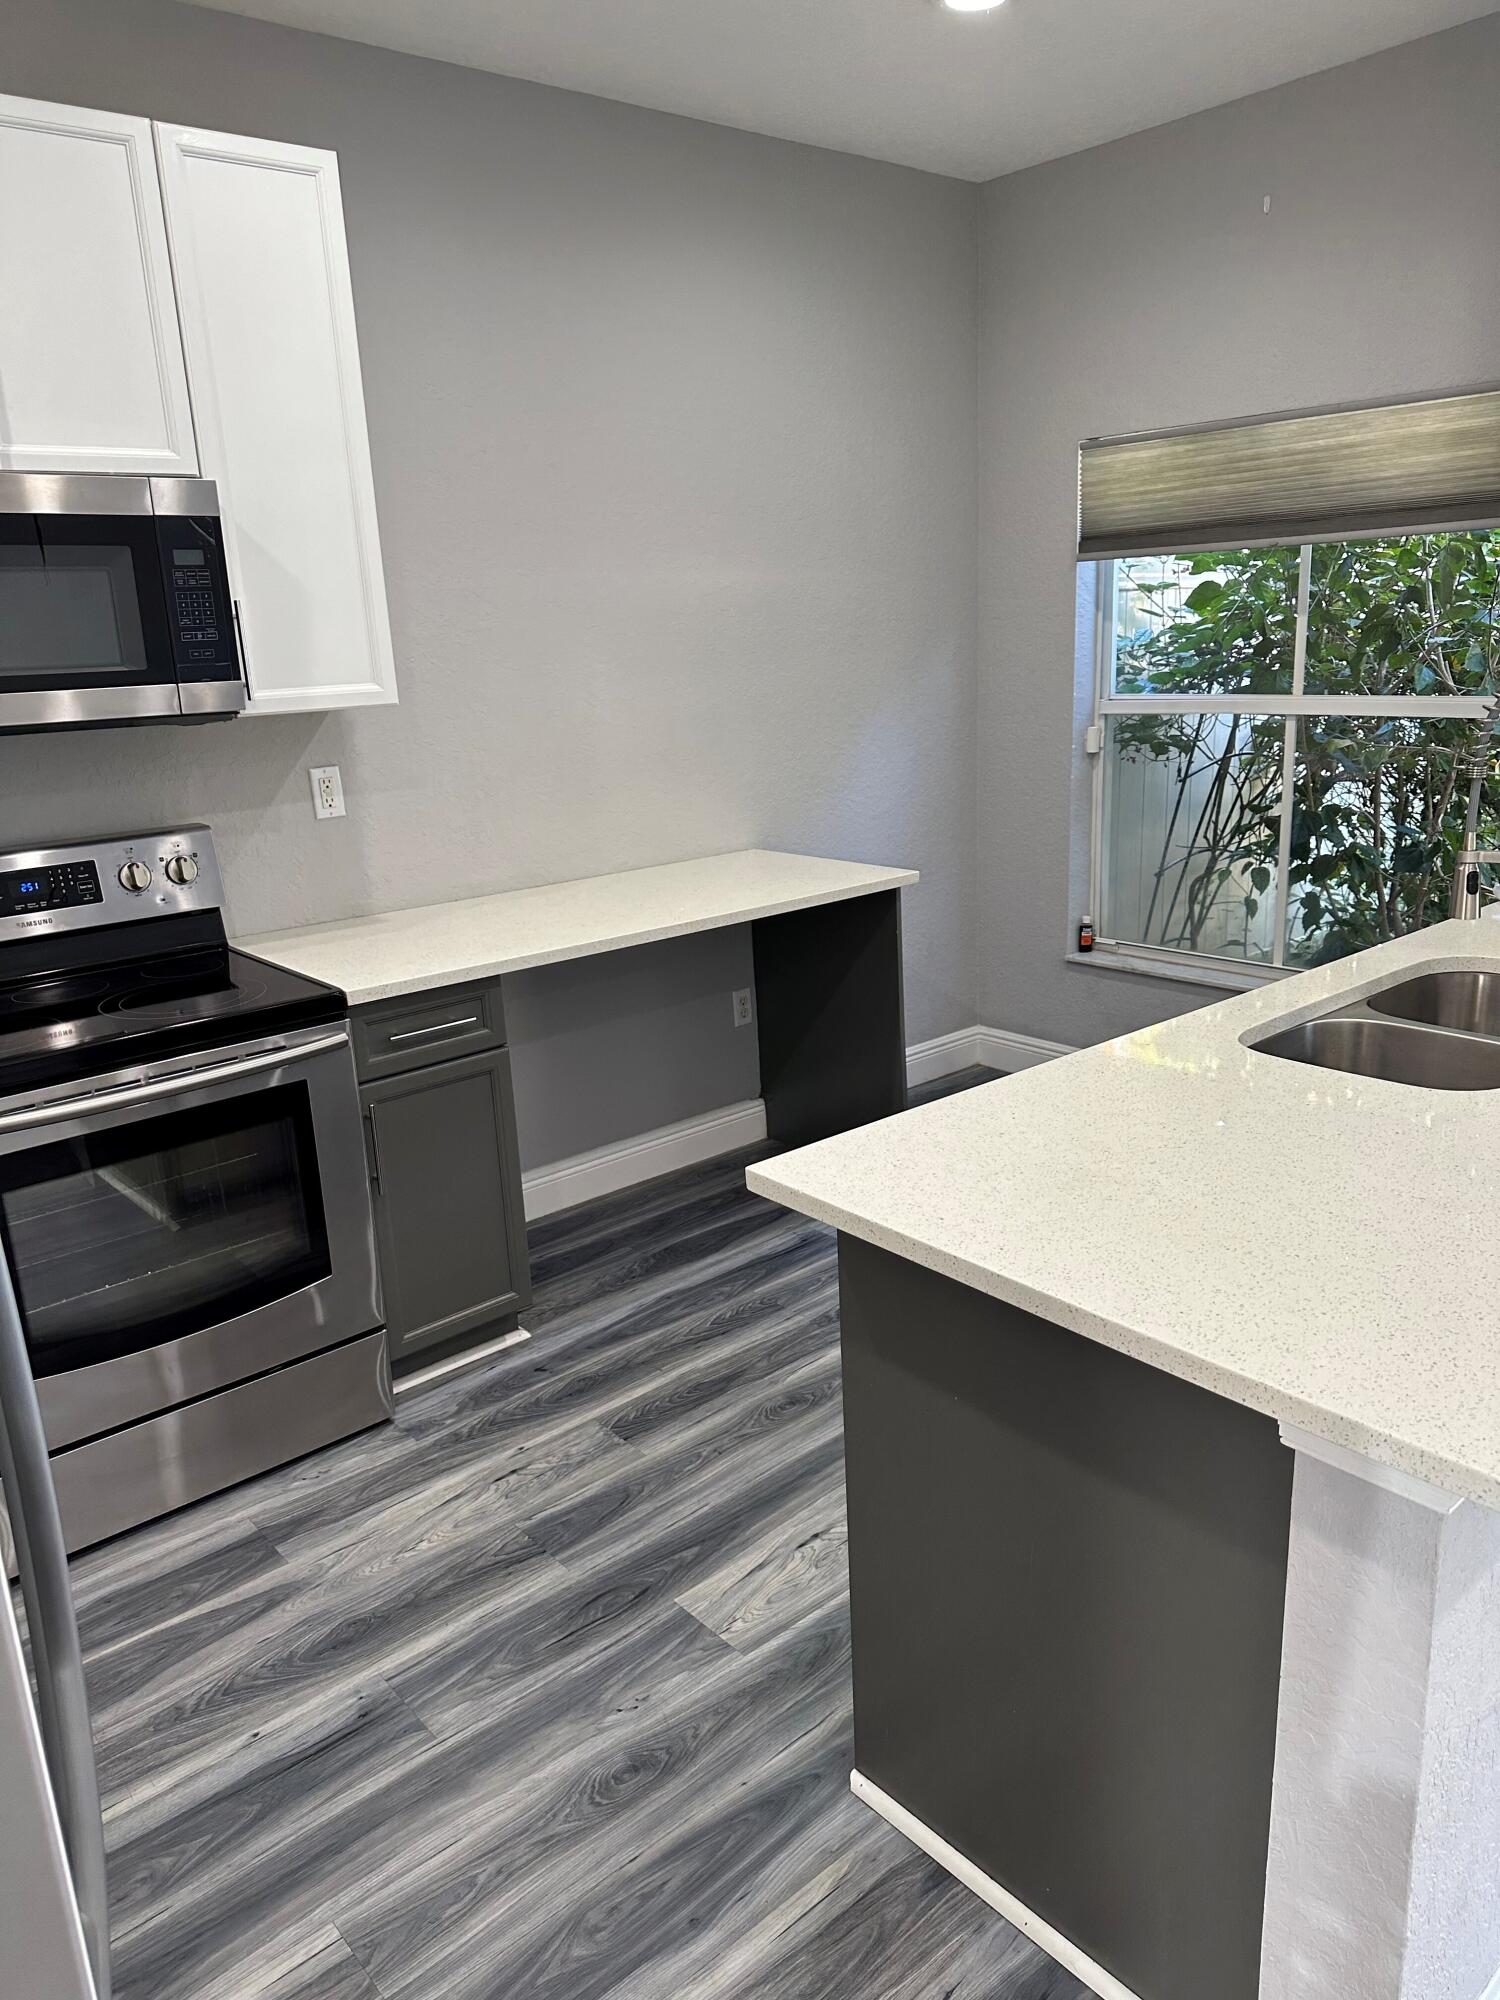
522,1098,767,1220
850,1770,1142,2000
975,1024,1076,1071
523,1028,1075,1221
905,1026,988,1086
907,1023,1075,1084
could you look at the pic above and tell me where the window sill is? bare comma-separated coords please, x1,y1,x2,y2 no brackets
1065,948,1292,995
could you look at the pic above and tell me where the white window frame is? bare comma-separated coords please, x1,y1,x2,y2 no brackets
1085,550,1494,979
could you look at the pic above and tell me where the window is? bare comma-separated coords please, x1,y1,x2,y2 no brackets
1088,534,1500,974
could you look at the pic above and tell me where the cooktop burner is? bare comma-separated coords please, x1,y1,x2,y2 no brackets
0,972,114,1018
117,976,274,1024
102,952,271,1018
0,830,345,1098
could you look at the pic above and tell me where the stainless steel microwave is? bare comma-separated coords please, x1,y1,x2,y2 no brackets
0,473,246,732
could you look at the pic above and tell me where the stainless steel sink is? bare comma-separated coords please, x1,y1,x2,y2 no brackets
1252,1014,1500,1090
1367,969,1500,1038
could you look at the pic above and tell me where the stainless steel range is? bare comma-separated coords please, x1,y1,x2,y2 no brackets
0,826,389,1552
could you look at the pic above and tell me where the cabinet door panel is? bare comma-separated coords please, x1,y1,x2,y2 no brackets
154,124,396,712
0,94,197,475
364,1050,530,1357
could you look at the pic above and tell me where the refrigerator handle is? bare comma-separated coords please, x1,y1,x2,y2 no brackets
0,1252,111,2000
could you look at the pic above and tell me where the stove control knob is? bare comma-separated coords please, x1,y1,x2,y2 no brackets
165,855,199,886
118,861,153,893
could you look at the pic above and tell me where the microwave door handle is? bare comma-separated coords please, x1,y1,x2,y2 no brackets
0,1255,111,2000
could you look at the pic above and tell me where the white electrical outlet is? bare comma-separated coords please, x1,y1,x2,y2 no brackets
732,987,754,1029
310,766,346,820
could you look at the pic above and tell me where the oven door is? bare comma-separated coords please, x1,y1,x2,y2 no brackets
0,1028,381,1451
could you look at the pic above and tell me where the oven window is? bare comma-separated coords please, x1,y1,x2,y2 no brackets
0,542,150,679
0,1086,331,1378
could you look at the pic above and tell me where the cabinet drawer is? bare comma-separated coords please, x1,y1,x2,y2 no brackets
353,980,505,1080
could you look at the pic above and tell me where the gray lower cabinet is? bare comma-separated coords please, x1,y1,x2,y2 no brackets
360,1044,531,1365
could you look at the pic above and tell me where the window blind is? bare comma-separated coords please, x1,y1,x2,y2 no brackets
1078,387,1500,560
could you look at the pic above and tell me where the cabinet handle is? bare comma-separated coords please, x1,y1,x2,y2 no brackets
365,1108,382,1189
232,597,251,687
386,1016,480,1044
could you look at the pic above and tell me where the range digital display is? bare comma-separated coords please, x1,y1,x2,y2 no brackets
0,861,102,917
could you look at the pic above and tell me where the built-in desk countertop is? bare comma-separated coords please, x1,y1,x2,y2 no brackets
237,848,918,1008
241,848,917,1153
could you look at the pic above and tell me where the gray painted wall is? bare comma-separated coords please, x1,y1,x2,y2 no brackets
0,0,977,1163
976,15,1500,1050
506,928,758,1171
4,3,1491,1130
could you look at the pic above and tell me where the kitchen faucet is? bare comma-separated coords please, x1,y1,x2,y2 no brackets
1449,712,1500,920
1449,848,1500,919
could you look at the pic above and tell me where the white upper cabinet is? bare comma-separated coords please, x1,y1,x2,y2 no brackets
154,125,397,712
0,93,198,475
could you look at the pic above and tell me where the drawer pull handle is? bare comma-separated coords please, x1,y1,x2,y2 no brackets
386,1015,480,1043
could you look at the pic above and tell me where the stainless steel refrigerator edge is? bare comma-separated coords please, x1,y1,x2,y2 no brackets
0,1575,98,2000
0,1245,108,1999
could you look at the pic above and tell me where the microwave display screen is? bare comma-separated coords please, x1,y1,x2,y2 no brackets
172,549,206,566
0,861,102,916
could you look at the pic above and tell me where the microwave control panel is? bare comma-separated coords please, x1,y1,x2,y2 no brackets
153,520,239,679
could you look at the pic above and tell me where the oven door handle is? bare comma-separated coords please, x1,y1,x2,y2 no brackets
0,1029,351,1134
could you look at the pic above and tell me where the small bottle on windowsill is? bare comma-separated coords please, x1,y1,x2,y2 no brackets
1077,915,1095,953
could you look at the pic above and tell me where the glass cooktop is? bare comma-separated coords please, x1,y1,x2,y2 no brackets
0,939,344,1098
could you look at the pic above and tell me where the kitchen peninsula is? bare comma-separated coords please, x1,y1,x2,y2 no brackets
749,919,1500,2000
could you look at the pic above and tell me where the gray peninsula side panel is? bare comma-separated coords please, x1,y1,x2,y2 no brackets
837,1235,1292,2000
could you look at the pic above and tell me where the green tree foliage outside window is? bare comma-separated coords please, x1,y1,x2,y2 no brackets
1106,534,1500,966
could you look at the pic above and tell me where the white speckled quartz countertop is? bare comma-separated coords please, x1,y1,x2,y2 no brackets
748,919,1500,1506
237,849,918,1007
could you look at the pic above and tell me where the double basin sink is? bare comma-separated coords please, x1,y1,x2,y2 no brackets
1251,970,1500,1090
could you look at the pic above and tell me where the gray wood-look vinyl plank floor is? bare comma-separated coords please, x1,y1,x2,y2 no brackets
58,1066,1089,1999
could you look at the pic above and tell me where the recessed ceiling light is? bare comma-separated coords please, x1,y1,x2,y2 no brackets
942,0,1006,12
